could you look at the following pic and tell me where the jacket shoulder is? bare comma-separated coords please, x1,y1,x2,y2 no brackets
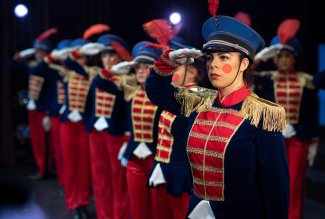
240,93,286,132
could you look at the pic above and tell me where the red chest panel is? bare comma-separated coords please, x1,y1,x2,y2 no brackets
155,110,176,163
187,108,245,201
28,75,44,100
68,74,90,112
274,75,303,124
131,90,158,143
57,81,65,104
95,88,116,118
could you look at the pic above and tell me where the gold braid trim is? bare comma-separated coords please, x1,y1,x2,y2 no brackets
175,87,217,117
160,54,181,68
152,65,176,77
240,93,286,132
120,74,138,101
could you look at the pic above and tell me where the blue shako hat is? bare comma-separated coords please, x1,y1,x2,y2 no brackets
56,39,71,50
270,36,302,57
97,34,130,53
132,41,162,64
202,15,265,61
70,38,89,48
33,39,52,51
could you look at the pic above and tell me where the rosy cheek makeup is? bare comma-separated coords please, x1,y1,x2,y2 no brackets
222,64,232,74
172,74,179,81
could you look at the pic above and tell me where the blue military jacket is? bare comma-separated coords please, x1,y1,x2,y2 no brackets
254,70,319,141
145,53,289,219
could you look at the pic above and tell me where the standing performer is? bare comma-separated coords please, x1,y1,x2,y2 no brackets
145,14,289,218
11,28,57,179
110,41,163,219
83,33,131,219
148,58,202,219
60,38,98,219
253,19,319,219
146,36,202,219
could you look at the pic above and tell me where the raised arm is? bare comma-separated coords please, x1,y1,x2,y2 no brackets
63,51,89,78
146,49,203,115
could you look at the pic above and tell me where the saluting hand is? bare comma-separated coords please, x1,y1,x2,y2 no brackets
79,42,105,56
169,48,203,65
255,44,283,62
111,61,137,75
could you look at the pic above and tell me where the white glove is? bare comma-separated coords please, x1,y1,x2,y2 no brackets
19,48,36,58
121,157,128,167
111,61,137,74
282,123,296,138
118,142,128,160
307,143,318,167
255,44,283,62
169,48,203,65
51,48,73,61
79,42,105,56
42,116,51,132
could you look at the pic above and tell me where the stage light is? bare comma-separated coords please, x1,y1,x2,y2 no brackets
169,12,181,25
14,4,28,18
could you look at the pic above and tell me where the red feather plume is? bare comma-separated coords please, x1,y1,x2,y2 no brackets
208,0,219,18
111,41,132,61
83,24,111,40
143,19,172,46
142,43,169,51
37,28,58,43
234,11,252,26
277,19,300,44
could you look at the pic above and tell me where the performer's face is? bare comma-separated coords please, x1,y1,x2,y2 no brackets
101,52,121,69
35,49,48,62
172,65,198,87
77,55,87,65
135,62,152,84
206,52,248,89
274,50,295,71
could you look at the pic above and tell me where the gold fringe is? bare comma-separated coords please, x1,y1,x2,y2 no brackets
120,74,138,101
240,93,286,132
175,87,217,117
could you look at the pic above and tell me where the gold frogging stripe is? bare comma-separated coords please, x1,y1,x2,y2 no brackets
193,177,223,187
155,111,176,163
190,162,223,173
189,132,228,142
95,89,116,118
195,120,237,130
132,90,158,142
187,147,224,159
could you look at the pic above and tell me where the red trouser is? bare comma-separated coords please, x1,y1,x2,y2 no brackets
152,185,189,219
89,130,129,219
60,121,91,210
50,117,64,187
127,155,159,219
28,110,53,176
167,192,189,219
285,136,308,219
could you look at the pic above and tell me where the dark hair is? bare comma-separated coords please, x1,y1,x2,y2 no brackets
239,53,253,86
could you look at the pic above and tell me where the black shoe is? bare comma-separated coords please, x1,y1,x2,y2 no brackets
70,209,80,219
77,206,88,219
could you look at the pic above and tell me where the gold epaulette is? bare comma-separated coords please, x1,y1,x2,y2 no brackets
120,74,138,101
297,71,315,90
28,60,37,68
175,86,218,117
85,66,100,80
240,93,286,132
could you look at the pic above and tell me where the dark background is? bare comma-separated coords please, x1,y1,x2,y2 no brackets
1,0,324,164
